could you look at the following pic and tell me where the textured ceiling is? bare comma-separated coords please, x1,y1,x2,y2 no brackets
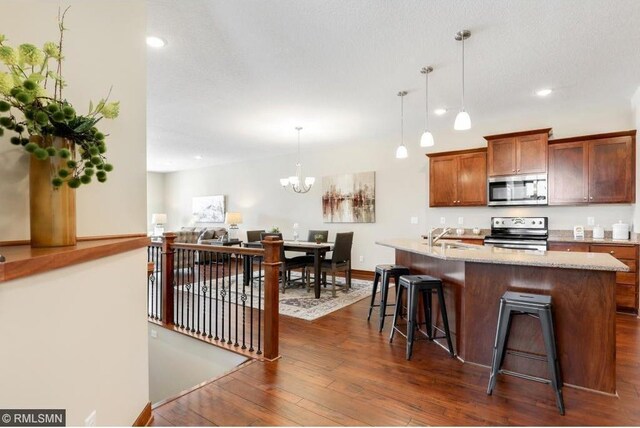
147,0,640,172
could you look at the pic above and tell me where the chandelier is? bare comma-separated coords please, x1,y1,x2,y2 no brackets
280,127,315,193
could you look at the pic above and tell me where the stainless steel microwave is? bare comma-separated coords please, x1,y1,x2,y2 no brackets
487,174,548,206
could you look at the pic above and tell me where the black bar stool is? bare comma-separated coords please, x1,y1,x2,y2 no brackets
487,291,565,415
389,275,455,360
367,264,410,332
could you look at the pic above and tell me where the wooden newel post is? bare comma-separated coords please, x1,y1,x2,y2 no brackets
161,232,177,325
262,236,282,360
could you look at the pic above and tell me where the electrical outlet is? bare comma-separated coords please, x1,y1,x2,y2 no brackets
150,329,157,338
85,410,96,427
359,255,364,262
440,217,446,225
410,216,418,225
587,217,595,226
458,217,464,225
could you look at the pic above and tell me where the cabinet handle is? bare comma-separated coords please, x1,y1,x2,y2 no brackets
590,196,593,200
566,249,571,252
610,251,615,255
512,169,516,172
583,196,587,200
517,169,520,172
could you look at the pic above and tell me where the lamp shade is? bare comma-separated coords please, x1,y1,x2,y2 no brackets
152,213,167,224
420,131,435,147
395,145,408,159
225,212,243,225
454,110,471,130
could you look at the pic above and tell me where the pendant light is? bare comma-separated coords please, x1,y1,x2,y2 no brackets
454,30,471,131
420,66,435,147
395,91,408,159
279,127,315,193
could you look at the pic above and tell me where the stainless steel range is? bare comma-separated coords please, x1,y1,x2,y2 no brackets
484,216,548,251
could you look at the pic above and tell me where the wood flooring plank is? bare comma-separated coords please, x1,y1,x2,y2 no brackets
154,291,640,426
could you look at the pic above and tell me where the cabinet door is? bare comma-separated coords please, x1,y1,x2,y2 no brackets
588,137,634,203
517,133,548,174
429,156,458,207
548,242,590,252
487,137,516,176
457,152,487,206
548,142,588,205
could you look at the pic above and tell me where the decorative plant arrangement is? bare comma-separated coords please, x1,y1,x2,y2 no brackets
0,8,118,188
314,233,324,244
270,226,280,233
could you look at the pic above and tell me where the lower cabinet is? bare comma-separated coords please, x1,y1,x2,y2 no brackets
548,241,639,313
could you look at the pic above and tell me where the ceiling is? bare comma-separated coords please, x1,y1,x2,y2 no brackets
147,0,640,172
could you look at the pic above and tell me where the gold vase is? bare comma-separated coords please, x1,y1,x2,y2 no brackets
29,136,77,247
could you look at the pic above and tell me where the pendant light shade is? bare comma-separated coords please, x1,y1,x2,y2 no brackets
454,110,471,131
420,66,435,147
454,30,471,131
395,90,408,159
395,144,408,159
420,131,435,147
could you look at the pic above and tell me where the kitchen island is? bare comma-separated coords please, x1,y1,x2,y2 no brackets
376,238,628,395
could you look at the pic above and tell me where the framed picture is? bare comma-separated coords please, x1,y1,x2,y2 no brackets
192,195,225,223
322,171,375,223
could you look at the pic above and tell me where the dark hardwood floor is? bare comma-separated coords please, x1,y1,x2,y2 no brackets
152,288,640,426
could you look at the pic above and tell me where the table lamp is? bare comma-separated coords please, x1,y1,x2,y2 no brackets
152,213,167,237
225,212,243,241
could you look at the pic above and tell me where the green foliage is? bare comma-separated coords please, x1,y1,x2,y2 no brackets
0,8,118,189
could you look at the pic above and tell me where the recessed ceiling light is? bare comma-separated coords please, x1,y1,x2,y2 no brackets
146,36,166,48
536,88,553,97
195,155,202,160
434,108,447,116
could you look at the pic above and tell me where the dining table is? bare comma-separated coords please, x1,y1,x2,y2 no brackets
243,240,334,298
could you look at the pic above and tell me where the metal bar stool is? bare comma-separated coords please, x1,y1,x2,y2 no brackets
487,291,565,415
389,274,455,360
368,265,410,332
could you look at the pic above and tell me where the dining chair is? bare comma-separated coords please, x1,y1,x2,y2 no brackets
246,230,266,243
307,230,329,243
307,232,353,297
260,232,311,293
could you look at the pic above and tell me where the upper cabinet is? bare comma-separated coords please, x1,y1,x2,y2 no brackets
428,148,487,207
485,129,551,177
549,131,636,205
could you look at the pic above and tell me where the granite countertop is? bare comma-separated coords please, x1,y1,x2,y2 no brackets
425,229,639,245
376,238,629,272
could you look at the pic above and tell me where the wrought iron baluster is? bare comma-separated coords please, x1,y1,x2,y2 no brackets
220,251,226,343
196,250,201,334
240,254,247,350
257,257,262,355
180,248,186,329
249,254,254,352
214,251,220,341
227,253,233,345
208,254,213,338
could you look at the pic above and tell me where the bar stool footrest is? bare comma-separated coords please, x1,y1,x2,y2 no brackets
499,369,551,385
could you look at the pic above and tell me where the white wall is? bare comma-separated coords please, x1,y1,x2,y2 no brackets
147,172,166,232
0,250,149,426
0,0,147,241
0,1,149,425
160,103,635,271
148,324,246,404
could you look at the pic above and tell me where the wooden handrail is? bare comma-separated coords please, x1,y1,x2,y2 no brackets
153,232,281,360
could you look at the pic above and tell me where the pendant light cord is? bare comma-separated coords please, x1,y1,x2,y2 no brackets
296,127,302,165
425,72,429,129
461,36,465,109
400,93,404,146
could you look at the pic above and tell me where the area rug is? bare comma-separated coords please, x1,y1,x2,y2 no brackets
173,273,375,321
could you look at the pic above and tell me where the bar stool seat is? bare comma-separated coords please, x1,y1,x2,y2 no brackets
389,275,455,360
487,291,565,415
367,265,411,332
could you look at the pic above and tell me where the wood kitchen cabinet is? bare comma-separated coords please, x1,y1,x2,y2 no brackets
548,131,635,205
485,128,551,176
427,148,487,207
548,241,638,313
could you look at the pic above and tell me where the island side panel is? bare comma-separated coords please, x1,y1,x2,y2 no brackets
395,250,466,358
465,262,616,394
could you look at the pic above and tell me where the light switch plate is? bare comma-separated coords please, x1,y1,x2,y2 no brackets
410,216,418,225
150,329,157,338
440,217,446,225
587,217,595,226
458,217,464,225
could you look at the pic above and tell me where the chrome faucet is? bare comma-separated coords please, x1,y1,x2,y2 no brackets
427,227,451,246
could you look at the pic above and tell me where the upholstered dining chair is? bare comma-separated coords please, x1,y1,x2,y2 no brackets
307,232,353,297
260,232,311,293
246,230,266,243
307,230,329,243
